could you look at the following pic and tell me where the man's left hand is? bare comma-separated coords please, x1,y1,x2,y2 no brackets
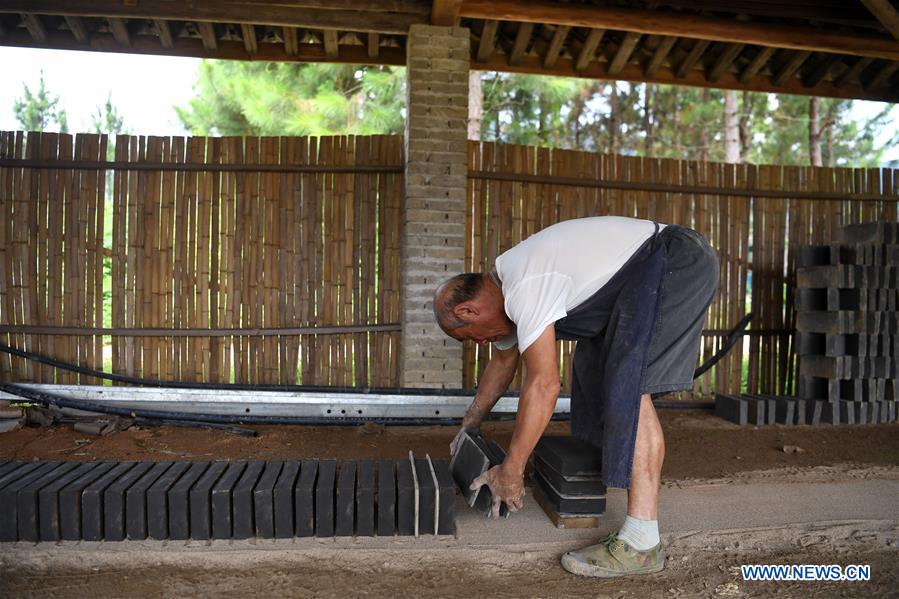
470,462,526,518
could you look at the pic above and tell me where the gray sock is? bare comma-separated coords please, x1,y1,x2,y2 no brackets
617,515,660,551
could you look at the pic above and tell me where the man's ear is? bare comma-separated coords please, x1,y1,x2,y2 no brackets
453,303,478,319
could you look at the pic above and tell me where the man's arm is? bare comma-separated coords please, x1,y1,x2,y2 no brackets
470,325,560,517
461,345,520,431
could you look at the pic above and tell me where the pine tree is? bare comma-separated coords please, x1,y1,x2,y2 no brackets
12,71,69,132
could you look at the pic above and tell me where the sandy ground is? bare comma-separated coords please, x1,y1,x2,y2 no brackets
1,410,897,598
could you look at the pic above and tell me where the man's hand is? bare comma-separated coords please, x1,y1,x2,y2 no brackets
470,462,525,519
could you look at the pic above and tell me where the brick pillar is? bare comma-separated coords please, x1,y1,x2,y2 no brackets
401,24,470,388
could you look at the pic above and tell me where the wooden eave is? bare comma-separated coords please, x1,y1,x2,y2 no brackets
0,0,896,102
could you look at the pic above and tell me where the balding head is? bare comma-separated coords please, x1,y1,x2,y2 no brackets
433,273,485,334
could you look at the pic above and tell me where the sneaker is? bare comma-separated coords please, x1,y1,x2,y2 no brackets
560,533,666,578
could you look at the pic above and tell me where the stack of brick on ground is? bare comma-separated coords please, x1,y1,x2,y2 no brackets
714,392,898,426
798,221,899,422
0,456,455,543
530,436,606,528
716,222,899,427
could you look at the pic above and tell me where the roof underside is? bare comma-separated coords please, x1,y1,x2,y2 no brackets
0,0,897,102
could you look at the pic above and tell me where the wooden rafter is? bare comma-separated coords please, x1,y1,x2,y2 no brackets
476,19,498,63
21,13,47,42
607,31,641,75
283,26,298,56
574,28,605,72
707,43,744,82
675,39,709,78
0,1,426,36
107,17,130,46
802,56,836,88
197,21,217,50
323,29,338,59
739,46,775,83
772,50,811,86
367,32,379,59
154,19,173,49
861,0,899,41
64,15,88,42
645,35,676,77
543,24,570,68
458,0,899,61
509,22,534,66
0,27,408,66
835,56,873,87
241,23,257,54
866,61,899,89
0,19,6,36
431,0,463,26
475,49,898,102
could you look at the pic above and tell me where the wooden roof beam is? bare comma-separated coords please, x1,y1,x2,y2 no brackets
543,24,570,68
197,22,217,50
154,19,173,49
64,15,88,42
508,22,534,66
802,56,837,88
458,0,899,61
574,28,605,72
0,26,408,67
707,43,744,82
323,29,338,59
21,13,47,43
861,0,899,41
866,61,899,89
473,49,898,102
772,50,811,86
241,23,257,54
739,46,775,84
675,39,709,79
107,17,130,46
431,0,463,26
367,32,379,59
283,26,298,56
0,1,425,36
645,35,676,77
834,56,873,87
476,19,498,63
607,32,641,75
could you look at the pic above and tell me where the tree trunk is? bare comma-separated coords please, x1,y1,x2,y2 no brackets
642,84,654,156
468,70,482,141
739,91,753,162
609,83,620,154
724,90,740,163
808,97,823,166
699,88,710,162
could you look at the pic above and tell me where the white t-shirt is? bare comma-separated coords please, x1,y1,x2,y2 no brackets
494,216,664,353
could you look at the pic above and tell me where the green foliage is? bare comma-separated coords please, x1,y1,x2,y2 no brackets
91,92,127,136
175,61,895,167
12,71,69,132
176,61,405,136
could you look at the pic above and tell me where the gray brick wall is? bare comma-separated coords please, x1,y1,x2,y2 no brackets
401,24,469,388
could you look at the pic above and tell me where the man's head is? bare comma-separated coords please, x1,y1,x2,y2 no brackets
433,272,514,345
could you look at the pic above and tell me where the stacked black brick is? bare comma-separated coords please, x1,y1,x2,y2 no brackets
0,456,455,542
795,221,899,424
531,436,606,518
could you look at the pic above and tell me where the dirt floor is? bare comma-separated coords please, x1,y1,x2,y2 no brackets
1,409,897,598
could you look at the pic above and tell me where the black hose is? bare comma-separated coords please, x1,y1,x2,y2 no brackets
693,312,753,379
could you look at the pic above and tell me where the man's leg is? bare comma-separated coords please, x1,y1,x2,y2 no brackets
627,393,665,519
560,393,666,577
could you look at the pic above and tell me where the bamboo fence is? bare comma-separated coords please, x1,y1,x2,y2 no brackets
1,132,896,396
0,131,403,387
465,142,898,396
